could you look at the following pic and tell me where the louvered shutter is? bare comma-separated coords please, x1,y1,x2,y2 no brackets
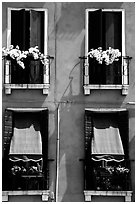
3,109,14,157
40,109,49,189
117,111,129,160
3,110,13,190
117,110,130,190
84,110,93,157
84,110,94,190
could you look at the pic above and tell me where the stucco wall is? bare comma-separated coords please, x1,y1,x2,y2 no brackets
2,2,135,202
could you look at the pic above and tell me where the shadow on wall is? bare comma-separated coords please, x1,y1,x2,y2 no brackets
50,2,125,103
58,103,85,202
53,2,126,202
55,2,124,38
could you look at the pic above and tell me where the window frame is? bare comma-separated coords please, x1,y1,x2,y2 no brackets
2,107,50,201
4,7,49,95
84,9,128,95
84,108,132,201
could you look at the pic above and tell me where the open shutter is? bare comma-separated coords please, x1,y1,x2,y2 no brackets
88,9,106,84
29,10,44,83
11,9,30,83
11,9,29,50
3,109,14,157
84,110,93,157
84,110,93,190
30,10,44,51
40,109,49,189
3,109,13,190
117,111,129,160
103,12,122,84
88,9,102,50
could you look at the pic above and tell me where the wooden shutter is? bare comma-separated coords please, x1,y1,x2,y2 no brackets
30,10,44,51
88,9,106,84
84,110,94,190
40,109,49,189
3,109,14,157
11,9,30,50
88,9,102,50
3,110,14,190
84,111,93,157
102,12,122,84
117,111,129,160
29,10,44,83
11,10,30,83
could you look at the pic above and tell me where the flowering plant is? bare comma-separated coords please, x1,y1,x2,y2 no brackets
11,164,42,175
106,165,130,175
11,165,26,175
88,47,121,65
94,165,130,190
2,45,49,69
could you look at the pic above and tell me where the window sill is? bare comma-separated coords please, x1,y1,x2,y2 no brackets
4,84,50,95
2,190,50,202
84,190,132,202
83,84,129,95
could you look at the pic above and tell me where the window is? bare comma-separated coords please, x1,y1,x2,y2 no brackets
84,109,131,192
84,9,130,95
2,108,49,192
4,8,50,95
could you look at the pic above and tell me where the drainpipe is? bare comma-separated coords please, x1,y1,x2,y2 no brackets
55,105,60,202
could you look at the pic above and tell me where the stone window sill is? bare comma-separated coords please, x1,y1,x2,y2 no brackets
2,190,50,202
84,190,132,202
83,84,129,95
4,84,50,95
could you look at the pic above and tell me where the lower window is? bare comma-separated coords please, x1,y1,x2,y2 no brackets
84,109,130,191
3,108,49,191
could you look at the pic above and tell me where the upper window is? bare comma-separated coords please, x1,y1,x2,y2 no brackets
4,8,50,94
84,109,130,191
11,9,45,84
3,108,49,191
84,9,130,95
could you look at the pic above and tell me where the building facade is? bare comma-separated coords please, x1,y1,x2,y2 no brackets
2,2,135,202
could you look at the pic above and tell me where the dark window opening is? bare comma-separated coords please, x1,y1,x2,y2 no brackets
10,9,44,84
84,110,131,191
88,10,122,85
2,109,49,191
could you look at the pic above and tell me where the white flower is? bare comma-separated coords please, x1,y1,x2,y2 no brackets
17,60,25,69
88,47,121,65
2,45,49,69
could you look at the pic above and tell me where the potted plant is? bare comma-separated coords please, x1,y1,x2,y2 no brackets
2,45,49,69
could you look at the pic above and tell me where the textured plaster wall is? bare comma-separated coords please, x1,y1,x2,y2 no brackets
2,2,135,202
